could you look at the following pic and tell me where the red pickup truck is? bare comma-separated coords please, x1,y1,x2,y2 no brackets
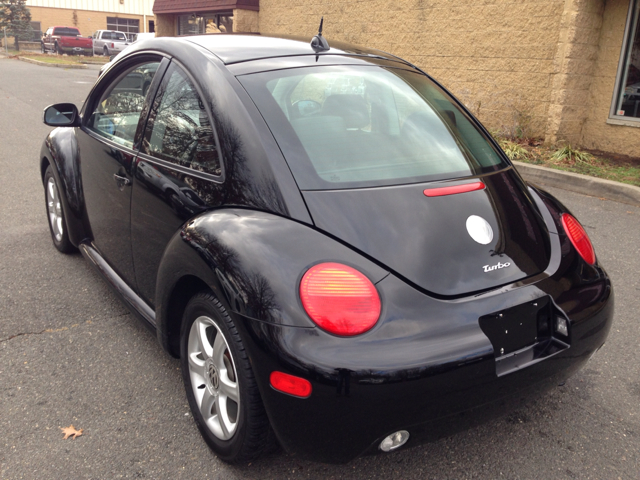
41,26,93,56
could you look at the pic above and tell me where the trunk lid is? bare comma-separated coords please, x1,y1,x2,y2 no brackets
302,169,551,297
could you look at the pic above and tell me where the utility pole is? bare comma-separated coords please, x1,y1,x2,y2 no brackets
3,27,7,54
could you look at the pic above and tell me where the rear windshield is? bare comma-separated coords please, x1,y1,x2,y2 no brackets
54,28,80,36
239,65,508,190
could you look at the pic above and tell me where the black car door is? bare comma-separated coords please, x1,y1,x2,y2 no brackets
78,55,168,288
131,62,224,307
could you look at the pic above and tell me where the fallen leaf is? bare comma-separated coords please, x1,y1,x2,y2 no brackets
60,425,83,439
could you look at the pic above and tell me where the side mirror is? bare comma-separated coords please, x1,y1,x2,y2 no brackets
43,103,80,127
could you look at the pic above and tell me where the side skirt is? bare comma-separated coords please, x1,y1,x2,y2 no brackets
80,243,157,332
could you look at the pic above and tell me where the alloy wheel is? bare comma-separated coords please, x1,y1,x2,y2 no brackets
187,315,240,440
46,177,64,242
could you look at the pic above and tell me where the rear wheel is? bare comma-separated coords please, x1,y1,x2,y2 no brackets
55,43,63,55
180,292,273,464
41,42,45,53
43,166,76,254
103,46,109,56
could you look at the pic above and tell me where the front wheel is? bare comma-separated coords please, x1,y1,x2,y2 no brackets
41,42,45,53
180,292,273,464
43,166,76,253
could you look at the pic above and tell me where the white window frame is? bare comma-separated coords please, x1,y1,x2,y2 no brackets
609,0,640,125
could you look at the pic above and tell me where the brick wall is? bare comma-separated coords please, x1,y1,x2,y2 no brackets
29,6,154,38
581,0,640,158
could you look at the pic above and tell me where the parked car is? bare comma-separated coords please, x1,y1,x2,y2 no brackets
41,26,93,55
92,29,129,56
98,34,156,77
40,33,614,464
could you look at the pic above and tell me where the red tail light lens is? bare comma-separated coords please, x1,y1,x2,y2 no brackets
561,213,596,265
423,181,485,197
270,371,312,398
299,263,381,336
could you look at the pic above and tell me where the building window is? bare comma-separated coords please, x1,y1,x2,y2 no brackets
611,0,640,121
106,17,140,37
177,13,233,36
30,21,41,41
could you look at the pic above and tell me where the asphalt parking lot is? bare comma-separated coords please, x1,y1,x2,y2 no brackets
0,57,639,479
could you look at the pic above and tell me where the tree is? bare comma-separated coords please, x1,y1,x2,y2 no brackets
0,1,32,51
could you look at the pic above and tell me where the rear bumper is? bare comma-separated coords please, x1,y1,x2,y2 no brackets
59,45,92,55
238,264,613,463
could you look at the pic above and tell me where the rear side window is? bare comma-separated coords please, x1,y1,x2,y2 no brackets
239,66,507,190
142,64,221,176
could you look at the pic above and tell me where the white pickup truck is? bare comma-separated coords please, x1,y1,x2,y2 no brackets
92,30,129,56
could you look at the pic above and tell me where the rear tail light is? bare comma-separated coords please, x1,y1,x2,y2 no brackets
299,263,381,336
561,213,595,265
423,181,485,197
111,43,115,48
270,371,312,398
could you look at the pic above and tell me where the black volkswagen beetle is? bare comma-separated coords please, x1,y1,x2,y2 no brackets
40,32,614,464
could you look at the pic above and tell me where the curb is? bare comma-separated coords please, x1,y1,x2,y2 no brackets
513,161,640,207
16,55,87,69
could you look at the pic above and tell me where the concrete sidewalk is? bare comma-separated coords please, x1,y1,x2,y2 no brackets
514,161,640,207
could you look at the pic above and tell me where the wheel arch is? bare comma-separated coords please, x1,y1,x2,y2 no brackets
160,274,214,358
40,129,91,247
154,208,389,356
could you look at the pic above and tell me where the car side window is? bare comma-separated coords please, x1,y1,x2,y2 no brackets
86,61,160,149
142,65,221,176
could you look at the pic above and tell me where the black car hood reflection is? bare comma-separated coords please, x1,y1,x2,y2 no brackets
302,169,551,297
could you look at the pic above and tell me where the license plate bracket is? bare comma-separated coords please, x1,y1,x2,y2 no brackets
479,297,552,357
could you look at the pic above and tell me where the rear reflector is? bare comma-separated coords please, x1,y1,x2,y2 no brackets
270,371,312,398
561,213,596,265
300,263,381,336
423,181,485,197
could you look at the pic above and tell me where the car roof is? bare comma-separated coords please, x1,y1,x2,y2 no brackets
184,34,407,66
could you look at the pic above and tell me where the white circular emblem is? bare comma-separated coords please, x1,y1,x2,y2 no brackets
466,215,493,245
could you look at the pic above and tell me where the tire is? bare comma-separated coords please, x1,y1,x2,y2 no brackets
180,292,273,464
43,166,76,254
41,42,45,53
55,43,63,55
103,46,109,56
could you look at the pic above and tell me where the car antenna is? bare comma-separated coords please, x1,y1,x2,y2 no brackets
310,17,330,52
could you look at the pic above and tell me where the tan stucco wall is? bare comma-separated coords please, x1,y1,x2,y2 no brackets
259,0,639,156
233,9,259,33
259,0,568,138
28,6,154,37
155,13,176,37
581,0,640,157
544,0,605,146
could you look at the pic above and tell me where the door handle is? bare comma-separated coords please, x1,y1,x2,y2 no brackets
113,173,131,188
